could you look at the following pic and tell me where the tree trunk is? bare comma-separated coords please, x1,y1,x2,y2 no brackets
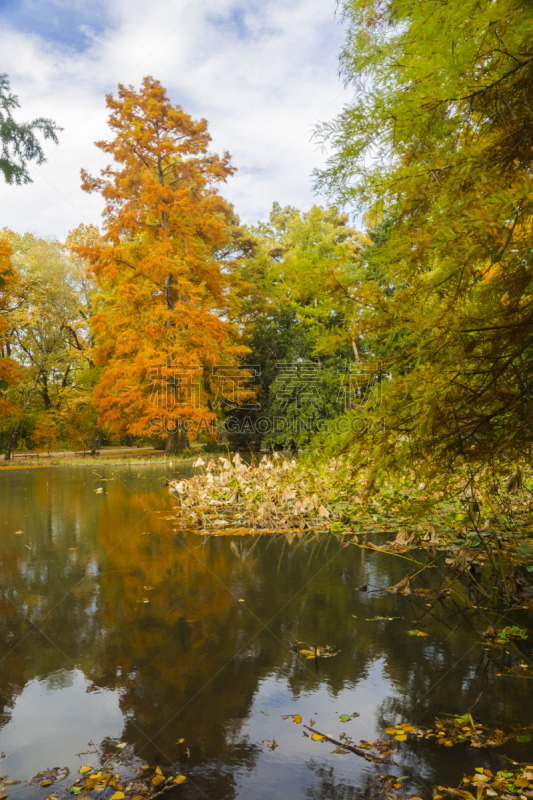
41,372,52,410
165,426,189,455
4,368,43,460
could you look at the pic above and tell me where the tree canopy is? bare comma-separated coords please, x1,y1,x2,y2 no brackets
313,0,533,483
0,74,61,185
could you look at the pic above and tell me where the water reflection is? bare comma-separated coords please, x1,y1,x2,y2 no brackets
0,465,532,799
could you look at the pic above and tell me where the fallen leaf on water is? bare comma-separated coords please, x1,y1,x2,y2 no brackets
95,488,103,494
312,734,324,741
155,768,163,776
28,769,69,786
282,714,302,724
388,575,411,596
174,776,187,785
110,793,125,800
79,768,92,775
14,531,23,535
395,734,407,741
339,715,351,722
260,711,269,716
262,739,279,750
116,743,127,749
151,776,165,787
0,793,7,799
303,731,309,738
407,630,428,637
41,782,53,787
176,738,185,744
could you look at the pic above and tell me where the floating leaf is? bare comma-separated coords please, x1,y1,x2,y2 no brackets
110,793,125,800
151,776,165,787
174,776,187,785
385,727,397,734
41,782,52,787
339,715,351,722
407,630,428,636
176,738,185,744
116,743,127,749
79,768,92,774
395,734,407,741
311,733,324,741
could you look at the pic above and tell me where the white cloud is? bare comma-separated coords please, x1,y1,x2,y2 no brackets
0,0,350,239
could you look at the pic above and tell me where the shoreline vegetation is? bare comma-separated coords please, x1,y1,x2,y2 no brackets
162,452,533,613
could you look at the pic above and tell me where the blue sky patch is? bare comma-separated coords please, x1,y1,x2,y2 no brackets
0,0,110,50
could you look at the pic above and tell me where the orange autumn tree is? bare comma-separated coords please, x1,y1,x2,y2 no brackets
78,77,248,453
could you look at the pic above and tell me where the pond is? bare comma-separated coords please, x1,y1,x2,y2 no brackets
0,463,532,800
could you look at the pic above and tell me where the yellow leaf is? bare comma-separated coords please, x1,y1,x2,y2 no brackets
79,767,92,774
292,715,302,724
110,793,125,800
0,794,7,799
155,767,163,776
152,776,165,787
395,734,407,741
41,782,53,787
311,734,324,741
176,738,185,744
385,727,397,734
174,776,187,785
116,743,126,749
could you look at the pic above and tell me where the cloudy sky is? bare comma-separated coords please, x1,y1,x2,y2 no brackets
0,0,351,240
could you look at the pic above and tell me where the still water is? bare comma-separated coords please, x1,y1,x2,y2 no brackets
0,464,532,800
